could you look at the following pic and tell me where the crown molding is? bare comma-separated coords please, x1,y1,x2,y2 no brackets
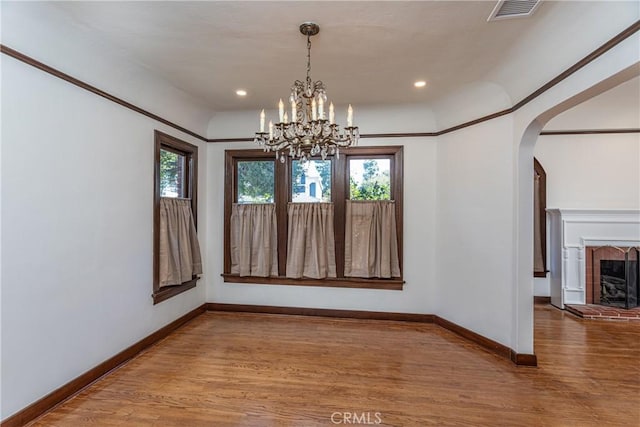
540,128,639,135
2,20,638,143
0,45,208,142
207,20,639,143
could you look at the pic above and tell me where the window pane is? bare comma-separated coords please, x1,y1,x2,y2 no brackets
350,159,391,200
160,149,186,198
292,160,331,202
237,161,275,203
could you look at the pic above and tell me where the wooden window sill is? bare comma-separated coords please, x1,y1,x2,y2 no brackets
221,274,404,290
153,278,198,304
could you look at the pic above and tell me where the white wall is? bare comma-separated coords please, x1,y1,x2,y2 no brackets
1,2,213,133
544,76,640,131
432,81,512,130
535,134,640,209
206,106,439,315
436,116,516,346
2,4,216,419
432,20,638,351
0,51,208,420
0,43,4,413
536,75,640,210
208,103,438,139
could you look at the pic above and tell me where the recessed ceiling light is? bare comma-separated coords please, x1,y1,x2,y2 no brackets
236,89,247,96
414,81,426,88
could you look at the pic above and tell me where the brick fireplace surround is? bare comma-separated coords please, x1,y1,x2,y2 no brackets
567,245,640,320
584,245,638,305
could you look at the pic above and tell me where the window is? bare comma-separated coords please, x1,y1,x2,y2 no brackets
223,146,403,290
153,130,200,304
292,159,331,202
349,158,391,200
237,160,275,203
160,148,187,197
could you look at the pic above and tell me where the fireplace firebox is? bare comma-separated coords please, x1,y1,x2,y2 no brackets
587,246,639,309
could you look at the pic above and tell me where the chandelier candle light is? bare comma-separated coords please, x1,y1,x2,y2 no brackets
255,22,359,162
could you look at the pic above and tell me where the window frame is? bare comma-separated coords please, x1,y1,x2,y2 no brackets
223,146,403,290
153,130,199,304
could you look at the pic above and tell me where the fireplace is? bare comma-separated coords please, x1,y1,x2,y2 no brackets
586,246,640,309
547,209,640,308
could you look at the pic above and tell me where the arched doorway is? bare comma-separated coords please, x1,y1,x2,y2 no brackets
514,65,639,355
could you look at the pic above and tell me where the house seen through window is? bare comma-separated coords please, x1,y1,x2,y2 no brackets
292,159,331,202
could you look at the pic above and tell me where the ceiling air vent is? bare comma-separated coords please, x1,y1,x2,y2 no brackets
488,0,542,21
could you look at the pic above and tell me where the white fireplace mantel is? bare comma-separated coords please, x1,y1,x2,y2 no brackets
547,209,640,308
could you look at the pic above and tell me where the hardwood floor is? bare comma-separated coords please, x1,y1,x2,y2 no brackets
29,305,639,426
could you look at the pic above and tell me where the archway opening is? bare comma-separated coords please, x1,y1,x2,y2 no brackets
516,66,639,356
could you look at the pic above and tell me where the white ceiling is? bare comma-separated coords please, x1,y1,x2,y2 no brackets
3,1,638,115
39,1,550,112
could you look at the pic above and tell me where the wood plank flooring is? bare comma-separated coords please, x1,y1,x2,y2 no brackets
29,305,639,426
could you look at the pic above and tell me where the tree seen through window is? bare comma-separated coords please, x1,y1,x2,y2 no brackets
237,160,275,203
160,149,186,197
349,159,391,200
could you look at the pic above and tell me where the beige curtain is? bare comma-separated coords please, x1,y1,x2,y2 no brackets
345,200,400,278
286,203,336,279
533,174,545,274
230,203,278,277
159,198,202,287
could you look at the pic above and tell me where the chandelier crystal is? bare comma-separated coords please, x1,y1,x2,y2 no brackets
255,22,359,163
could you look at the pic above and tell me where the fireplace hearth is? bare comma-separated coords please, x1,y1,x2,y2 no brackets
586,246,639,310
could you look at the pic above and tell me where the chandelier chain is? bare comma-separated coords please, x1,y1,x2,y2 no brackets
306,34,312,85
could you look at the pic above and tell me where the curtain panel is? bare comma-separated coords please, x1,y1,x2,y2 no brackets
230,203,278,277
159,197,203,287
533,173,545,274
286,203,336,279
345,200,400,278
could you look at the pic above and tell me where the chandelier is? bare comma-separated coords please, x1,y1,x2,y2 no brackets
255,22,359,162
